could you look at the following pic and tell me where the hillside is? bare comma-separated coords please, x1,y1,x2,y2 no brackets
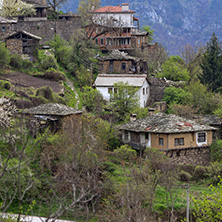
63,0,222,55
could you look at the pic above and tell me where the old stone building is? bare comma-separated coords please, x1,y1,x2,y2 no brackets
97,50,147,74
5,30,41,61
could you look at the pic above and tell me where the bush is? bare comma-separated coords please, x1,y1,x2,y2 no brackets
0,80,12,90
113,145,137,162
179,170,192,182
179,164,195,175
36,86,54,101
210,140,222,162
57,45,71,67
207,162,222,184
0,42,10,66
43,68,66,81
193,165,208,181
10,54,23,69
99,161,116,174
40,54,58,70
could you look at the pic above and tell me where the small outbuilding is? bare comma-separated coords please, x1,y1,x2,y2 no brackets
21,103,83,136
5,30,41,61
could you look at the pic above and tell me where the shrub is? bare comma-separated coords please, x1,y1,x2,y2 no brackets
10,54,23,69
57,45,71,67
179,164,195,175
99,161,116,174
207,162,222,184
43,68,66,81
0,80,12,90
0,42,10,66
193,165,208,181
179,170,192,182
113,145,137,162
210,140,222,162
36,86,54,101
40,54,58,70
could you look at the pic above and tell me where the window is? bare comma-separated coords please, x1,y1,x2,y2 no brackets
124,131,129,141
138,37,140,45
145,133,149,140
2,27,5,32
146,87,149,94
175,138,184,146
95,38,98,45
159,138,164,146
101,38,104,45
198,132,206,143
114,88,118,94
108,87,112,94
143,88,145,95
122,63,126,71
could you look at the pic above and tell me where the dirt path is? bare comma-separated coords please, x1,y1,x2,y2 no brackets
66,79,80,109
0,72,63,93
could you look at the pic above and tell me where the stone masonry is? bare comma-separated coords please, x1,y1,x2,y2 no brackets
166,147,210,166
0,17,81,45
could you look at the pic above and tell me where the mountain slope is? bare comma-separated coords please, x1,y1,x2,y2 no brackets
63,0,222,55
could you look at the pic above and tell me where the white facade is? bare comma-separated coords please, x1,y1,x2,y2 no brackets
94,74,150,108
92,4,135,28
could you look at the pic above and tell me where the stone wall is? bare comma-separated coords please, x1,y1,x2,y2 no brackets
166,147,210,166
6,39,23,54
0,16,81,44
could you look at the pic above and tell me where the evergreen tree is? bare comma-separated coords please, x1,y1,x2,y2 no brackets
199,33,222,92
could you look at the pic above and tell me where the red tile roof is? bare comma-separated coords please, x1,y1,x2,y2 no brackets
93,6,135,13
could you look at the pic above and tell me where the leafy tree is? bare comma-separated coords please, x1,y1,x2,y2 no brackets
0,0,35,18
142,25,154,43
163,86,190,106
199,33,222,93
187,81,222,114
158,56,190,81
109,82,139,121
192,178,222,222
82,86,105,113
210,140,222,162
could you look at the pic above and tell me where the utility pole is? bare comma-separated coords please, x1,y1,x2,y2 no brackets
186,184,190,222
90,63,93,87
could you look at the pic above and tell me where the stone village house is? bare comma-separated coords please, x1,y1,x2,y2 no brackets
119,112,217,153
94,74,150,108
21,103,83,136
97,50,147,74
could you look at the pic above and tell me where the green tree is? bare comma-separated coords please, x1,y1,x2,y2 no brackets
0,0,35,18
210,140,222,162
142,25,154,43
158,56,190,81
192,178,222,222
82,86,105,113
110,82,139,121
199,33,222,92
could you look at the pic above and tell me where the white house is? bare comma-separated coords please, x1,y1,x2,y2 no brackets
94,74,150,108
92,3,137,28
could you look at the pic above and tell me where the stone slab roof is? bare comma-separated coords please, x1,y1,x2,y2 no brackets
119,113,217,134
98,50,137,61
131,29,148,36
22,103,83,116
94,74,148,87
5,30,42,40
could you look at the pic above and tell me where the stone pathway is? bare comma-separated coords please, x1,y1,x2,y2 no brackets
65,79,80,109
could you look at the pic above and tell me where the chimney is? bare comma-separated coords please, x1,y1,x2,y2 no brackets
130,113,137,122
148,108,155,116
121,3,129,11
